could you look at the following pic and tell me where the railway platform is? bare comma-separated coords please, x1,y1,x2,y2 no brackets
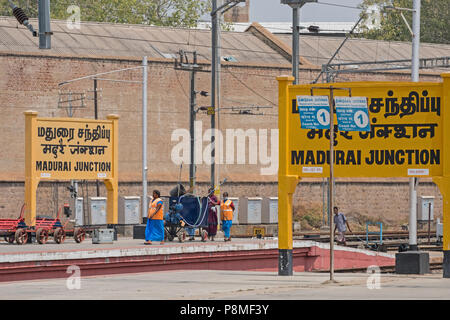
0,268,448,300
0,235,398,282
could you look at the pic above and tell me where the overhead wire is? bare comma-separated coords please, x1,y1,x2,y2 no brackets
225,69,277,107
316,1,362,10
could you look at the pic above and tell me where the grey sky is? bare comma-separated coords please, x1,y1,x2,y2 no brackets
250,0,364,22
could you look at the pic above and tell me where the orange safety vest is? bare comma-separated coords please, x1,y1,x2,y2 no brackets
220,199,233,221
148,198,164,220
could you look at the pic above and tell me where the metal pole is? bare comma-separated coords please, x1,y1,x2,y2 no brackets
94,78,100,197
216,5,222,196
292,7,299,84
189,54,197,189
210,0,218,190
38,0,51,49
142,56,148,221
329,87,335,281
94,79,98,119
411,0,421,82
409,0,420,251
428,202,431,245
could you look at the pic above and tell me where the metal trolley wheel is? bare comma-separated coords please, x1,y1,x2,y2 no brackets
54,227,66,244
73,228,86,243
14,228,28,245
36,228,49,244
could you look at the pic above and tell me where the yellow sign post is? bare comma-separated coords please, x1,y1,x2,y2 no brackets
24,111,119,227
277,74,450,277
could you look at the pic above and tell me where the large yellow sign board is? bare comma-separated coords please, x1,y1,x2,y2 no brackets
277,74,450,275
288,82,442,178
34,119,114,180
24,111,119,226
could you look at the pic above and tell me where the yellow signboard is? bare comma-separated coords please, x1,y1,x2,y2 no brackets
24,111,119,226
33,119,114,180
288,82,443,178
277,74,450,276
253,227,265,238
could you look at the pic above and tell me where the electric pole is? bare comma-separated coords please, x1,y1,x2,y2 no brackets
174,50,206,190
38,0,52,49
210,0,246,191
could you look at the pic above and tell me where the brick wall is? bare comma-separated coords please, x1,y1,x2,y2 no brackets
0,52,444,226
0,179,442,229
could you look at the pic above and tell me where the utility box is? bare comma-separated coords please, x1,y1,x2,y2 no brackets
89,197,107,225
417,196,434,221
395,251,429,274
69,197,84,226
239,197,262,224
92,228,114,244
262,197,278,224
118,196,141,225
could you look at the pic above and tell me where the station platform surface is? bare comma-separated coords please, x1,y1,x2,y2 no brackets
0,269,448,300
0,236,446,301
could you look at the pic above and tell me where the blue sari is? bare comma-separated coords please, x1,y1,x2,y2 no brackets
145,219,165,241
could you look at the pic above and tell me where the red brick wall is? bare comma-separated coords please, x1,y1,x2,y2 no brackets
0,52,443,225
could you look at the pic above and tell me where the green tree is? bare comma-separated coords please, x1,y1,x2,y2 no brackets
0,0,211,28
358,0,450,44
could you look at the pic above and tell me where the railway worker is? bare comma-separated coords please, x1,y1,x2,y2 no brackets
333,206,352,246
220,192,235,242
145,190,165,245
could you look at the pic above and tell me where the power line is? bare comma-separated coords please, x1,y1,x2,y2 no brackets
316,1,362,10
174,69,189,99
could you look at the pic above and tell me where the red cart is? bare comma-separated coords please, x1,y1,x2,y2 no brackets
34,205,86,244
0,204,28,245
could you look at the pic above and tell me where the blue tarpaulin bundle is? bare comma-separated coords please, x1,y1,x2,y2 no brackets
169,196,208,228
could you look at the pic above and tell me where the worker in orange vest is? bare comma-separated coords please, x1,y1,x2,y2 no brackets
220,192,235,242
144,190,165,245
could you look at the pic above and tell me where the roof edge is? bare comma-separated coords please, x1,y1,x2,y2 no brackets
245,22,316,67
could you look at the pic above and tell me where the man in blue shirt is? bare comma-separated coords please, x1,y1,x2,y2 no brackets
333,206,352,246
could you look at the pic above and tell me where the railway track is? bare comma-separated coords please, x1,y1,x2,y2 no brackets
294,230,442,252
317,262,443,274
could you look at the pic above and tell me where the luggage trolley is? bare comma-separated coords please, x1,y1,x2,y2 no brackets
33,204,86,244
0,204,28,245
163,179,227,243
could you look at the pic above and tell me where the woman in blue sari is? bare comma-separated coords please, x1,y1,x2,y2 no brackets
145,190,165,245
